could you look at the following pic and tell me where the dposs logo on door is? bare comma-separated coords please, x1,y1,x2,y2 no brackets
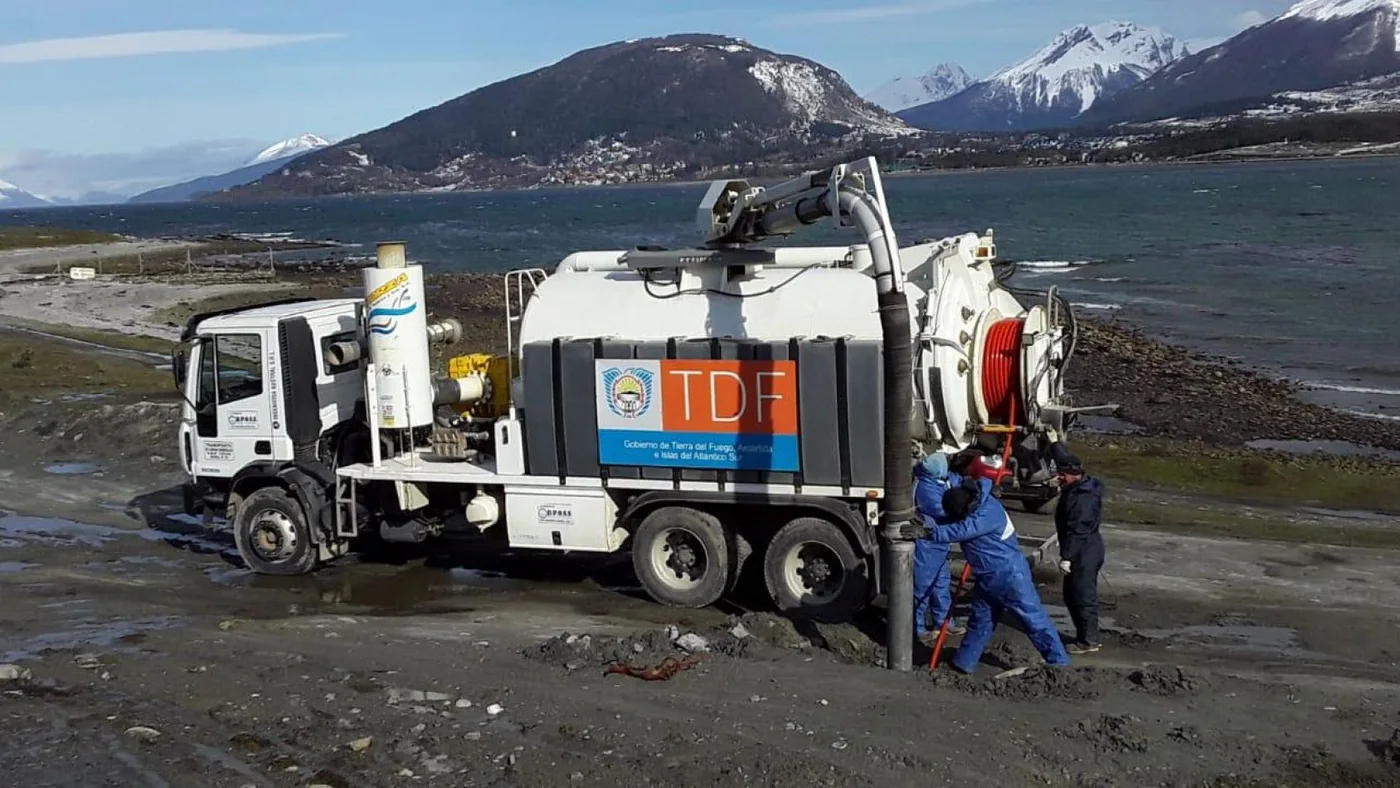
601,366,654,419
537,504,573,525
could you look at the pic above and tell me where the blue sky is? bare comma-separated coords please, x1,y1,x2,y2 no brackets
0,0,1297,198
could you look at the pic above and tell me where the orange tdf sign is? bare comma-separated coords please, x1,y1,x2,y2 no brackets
659,360,798,435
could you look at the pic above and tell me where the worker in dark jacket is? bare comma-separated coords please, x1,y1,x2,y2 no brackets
1050,438,1105,654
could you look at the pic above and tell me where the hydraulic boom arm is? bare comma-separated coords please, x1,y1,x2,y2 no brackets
696,157,920,673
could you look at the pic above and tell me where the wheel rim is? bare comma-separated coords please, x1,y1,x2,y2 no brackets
248,509,300,563
648,527,709,592
781,541,845,604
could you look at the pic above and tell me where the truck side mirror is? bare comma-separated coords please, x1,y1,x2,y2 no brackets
171,348,187,389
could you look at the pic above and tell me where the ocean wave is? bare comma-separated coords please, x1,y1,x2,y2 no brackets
1094,277,1126,283
1017,260,1096,270
1338,409,1400,422
1303,381,1400,397
1075,303,1123,311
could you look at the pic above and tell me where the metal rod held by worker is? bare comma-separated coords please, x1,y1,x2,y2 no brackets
930,563,973,670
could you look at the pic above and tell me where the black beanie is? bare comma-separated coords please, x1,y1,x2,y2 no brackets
941,478,981,521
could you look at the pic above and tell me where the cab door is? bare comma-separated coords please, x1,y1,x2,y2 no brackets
188,330,276,477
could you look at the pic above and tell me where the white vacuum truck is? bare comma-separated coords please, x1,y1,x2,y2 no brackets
173,157,1094,671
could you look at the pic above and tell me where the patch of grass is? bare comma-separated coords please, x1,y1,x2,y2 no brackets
1075,436,1400,515
0,334,172,401
150,284,347,328
0,318,175,355
0,226,123,251
1108,500,1400,550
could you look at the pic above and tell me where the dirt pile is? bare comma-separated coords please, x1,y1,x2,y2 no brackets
1376,728,1400,767
925,663,1208,703
1056,713,1149,754
22,400,178,469
1068,317,1400,450
524,613,823,672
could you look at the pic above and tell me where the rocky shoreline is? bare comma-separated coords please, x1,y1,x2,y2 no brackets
1068,316,1400,452
415,270,1400,454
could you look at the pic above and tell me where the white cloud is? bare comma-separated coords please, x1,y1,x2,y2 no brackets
0,29,343,65
1235,10,1272,29
771,1,993,26
0,139,263,201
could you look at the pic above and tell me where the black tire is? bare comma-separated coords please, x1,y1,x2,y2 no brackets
232,486,319,576
630,506,731,609
1022,495,1057,515
763,516,869,623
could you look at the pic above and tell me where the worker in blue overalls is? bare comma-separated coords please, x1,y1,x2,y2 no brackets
921,474,1071,673
912,452,964,644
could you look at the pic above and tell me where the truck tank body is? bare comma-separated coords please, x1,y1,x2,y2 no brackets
520,336,885,490
516,265,926,346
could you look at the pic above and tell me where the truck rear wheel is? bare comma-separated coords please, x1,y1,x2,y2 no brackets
233,486,318,576
763,516,867,623
631,506,731,609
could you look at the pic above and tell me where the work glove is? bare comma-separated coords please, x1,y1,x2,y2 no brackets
1045,427,1061,444
900,520,931,540
1058,559,1073,576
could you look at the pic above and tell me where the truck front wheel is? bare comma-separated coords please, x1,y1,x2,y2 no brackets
763,516,868,623
233,486,319,576
631,506,731,609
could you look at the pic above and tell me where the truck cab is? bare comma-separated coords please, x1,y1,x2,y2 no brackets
174,297,368,571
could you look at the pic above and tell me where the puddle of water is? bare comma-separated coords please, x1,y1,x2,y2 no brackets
204,563,523,618
1,616,185,662
1076,415,1145,435
0,561,38,573
0,512,233,556
0,514,122,547
83,555,185,571
43,462,102,476
164,512,230,529
1246,439,1400,462
1137,623,1305,657
58,392,112,403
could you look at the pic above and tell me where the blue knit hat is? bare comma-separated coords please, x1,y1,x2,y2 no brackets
920,452,949,477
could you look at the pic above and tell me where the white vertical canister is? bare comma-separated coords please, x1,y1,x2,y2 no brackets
363,242,434,429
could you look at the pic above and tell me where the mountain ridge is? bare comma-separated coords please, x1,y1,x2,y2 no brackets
0,177,51,209
865,64,974,112
1081,0,1400,125
898,21,1188,131
219,34,918,199
129,134,334,204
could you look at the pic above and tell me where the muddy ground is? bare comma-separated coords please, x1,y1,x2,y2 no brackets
2,389,1400,787
1,253,1400,786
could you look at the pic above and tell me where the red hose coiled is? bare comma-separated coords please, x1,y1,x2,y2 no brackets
981,317,1024,425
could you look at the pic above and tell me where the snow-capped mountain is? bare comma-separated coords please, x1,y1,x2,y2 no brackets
246,134,333,167
1082,0,1400,125
224,34,918,198
865,64,974,112
0,177,52,209
899,21,1190,131
129,133,335,203
1280,0,1400,34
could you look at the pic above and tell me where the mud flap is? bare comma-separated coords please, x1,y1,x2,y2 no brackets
279,466,334,546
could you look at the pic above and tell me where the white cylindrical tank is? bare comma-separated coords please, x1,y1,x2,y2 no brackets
364,242,434,429
517,265,925,346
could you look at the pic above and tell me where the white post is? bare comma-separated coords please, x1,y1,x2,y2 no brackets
401,363,416,468
368,366,382,468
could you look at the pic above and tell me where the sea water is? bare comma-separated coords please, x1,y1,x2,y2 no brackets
5,157,1398,418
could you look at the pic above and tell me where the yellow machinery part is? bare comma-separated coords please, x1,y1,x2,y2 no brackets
447,353,511,418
